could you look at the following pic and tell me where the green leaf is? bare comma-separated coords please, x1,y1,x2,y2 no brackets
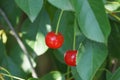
93,64,107,80
76,39,108,80
0,39,27,79
39,71,65,80
0,0,22,27
15,0,43,22
48,0,74,11
1,57,26,77
53,58,67,73
0,40,6,64
70,0,111,43
106,70,112,80
22,9,50,56
71,67,82,80
109,68,120,80
108,21,120,59
6,34,36,73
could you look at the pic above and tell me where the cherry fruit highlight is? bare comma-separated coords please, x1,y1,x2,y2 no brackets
64,50,77,66
45,32,64,49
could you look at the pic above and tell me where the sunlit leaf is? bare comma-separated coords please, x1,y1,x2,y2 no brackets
22,9,50,56
39,71,65,80
5,34,35,75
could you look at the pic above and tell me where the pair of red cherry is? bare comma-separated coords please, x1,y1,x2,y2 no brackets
45,32,77,66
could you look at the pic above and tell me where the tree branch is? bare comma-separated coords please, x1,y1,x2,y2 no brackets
0,8,38,78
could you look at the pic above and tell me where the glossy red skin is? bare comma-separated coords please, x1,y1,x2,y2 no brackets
45,32,64,49
64,50,77,66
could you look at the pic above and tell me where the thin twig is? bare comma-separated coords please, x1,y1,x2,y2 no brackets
0,66,13,80
0,8,38,78
0,73,25,80
111,58,118,73
106,9,120,21
55,10,64,34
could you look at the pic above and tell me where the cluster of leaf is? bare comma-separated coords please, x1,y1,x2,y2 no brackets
0,0,120,80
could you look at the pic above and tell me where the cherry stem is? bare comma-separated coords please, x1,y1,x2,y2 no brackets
55,10,64,34
73,19,77,50
66,76,74,80
67,66,70,79
63,70,72,76
66,18,77,80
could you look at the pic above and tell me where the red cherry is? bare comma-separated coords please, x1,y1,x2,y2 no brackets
45,32,64,49
64,50,77,66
